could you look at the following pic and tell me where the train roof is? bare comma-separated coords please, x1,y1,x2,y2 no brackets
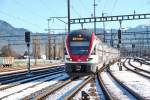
70,29,93,35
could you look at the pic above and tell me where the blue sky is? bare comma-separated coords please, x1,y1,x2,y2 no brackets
0,0,150,33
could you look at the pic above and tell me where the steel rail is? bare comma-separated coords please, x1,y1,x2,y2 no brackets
97,71,114,100
23,78,72,100
64,76,93,100
0,64,64,76
0,71,65,100
107,68,146,100
0,67,64,85
135,58,150,65
129,59,150,75
0,67,64,87
0,70,64,91
123,59,150,79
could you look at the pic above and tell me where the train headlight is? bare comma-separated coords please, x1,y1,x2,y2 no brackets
66,58,72,61
87,58,93,61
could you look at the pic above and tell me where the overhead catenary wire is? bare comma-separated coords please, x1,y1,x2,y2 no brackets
77,0,91,16
70,4,82,18
110,0,118,15
38,0,52,13
102,0,108,12
0,10,41,30
14,0,47,19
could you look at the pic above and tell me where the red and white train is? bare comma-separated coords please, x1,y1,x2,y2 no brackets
65,29,119,76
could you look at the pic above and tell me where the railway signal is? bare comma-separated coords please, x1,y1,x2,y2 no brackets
132,44,135,48
25,31,31,76
118,29,121,43
25,32,30,47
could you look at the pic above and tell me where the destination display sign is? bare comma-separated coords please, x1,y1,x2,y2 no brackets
71,34,85,41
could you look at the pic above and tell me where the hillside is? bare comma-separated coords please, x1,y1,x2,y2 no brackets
0,19,149,57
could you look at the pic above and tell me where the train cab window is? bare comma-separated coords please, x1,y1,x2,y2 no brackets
68,29,93,55
70,41,90,55
70,46,89,55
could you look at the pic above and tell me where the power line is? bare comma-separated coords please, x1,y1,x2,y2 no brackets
0,10,41,30
77,0,91,15
14,0,46,19
70,4,81,18
110,0,118,15
103,0,108,12
38,0,52,14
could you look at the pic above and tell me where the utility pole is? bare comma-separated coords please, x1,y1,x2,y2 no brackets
93,0,97,34
47,19,51,60
146,26,149,50
53,36,56,60
68,0,70,34
102,12,106,42
110,29,113,47
33,33,40,65
47,17,67,60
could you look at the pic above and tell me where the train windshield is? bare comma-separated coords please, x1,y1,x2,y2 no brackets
69,29,92,55
70,41,90,55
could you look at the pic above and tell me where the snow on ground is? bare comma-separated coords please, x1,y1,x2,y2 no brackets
1,73,68,100
110,61,150,99
125,59,150,77
130,59,150,71
136,57,150,63
73,78,105,100
95,78,106,100
73,83,92,100
101,72,136,100
46,76,88,100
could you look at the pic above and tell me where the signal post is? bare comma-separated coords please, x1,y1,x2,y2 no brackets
25,31,31,76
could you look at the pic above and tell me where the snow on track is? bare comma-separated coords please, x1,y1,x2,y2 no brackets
101,72,136,100
73,78,105,100
46,77,87,100
1,73,68,100
130,59,150,71
126,59,150,77
110,61,150,99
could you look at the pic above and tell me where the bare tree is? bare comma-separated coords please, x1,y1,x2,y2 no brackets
33,33,41,64
0,45,18,57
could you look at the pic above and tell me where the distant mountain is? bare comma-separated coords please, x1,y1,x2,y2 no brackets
0,20,30,36
0,19,149,56
0,19,61,56
0,20,31,55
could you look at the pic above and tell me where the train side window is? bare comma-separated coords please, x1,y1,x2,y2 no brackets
91,46,96,55
64,48,67,55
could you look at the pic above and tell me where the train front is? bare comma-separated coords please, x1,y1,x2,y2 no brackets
65,29,98,76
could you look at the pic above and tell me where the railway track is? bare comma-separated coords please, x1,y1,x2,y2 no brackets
0,72,68,100
135,57,150,65
0,68,100,99
64,76,93,100
97,66,145,100
26,75,104,100
37,76,93,100
123,59,150,79
0,70,65,90
0,60,149,100
0,64,64,76
0,65,64,84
